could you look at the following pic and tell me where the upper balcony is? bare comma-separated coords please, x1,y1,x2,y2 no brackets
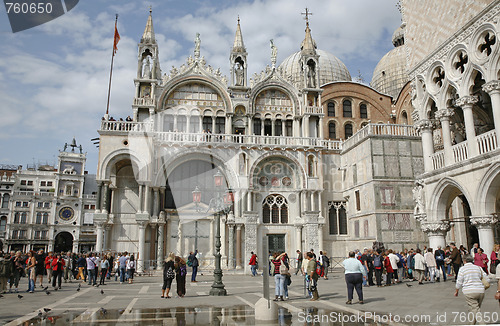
431,129,498,170
303,106,323,115
342,123,419,152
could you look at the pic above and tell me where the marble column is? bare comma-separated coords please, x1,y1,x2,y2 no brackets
138,222,148,273
271,118,276,136
247,191,253,212
228,224,235,269
144,186,151,214
310,192,316,211
95,222,105,253
421,221,450,250
236,225,242,269
470,215,498,266
318,117,324,138
456,96,479,157
304,116,310,137
152,188,160,218
436,108,454,165
138,184,144,213
102,182,110,214
95,181,103,213
156,219,165,269
415,120,435,172
226,115,233,134
295,224,303,253
482,80,500,144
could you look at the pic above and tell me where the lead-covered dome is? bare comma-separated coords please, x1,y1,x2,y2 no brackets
279,49,352,86
371,23,408,100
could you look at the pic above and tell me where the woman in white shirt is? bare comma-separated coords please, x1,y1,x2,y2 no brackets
126,255,136,284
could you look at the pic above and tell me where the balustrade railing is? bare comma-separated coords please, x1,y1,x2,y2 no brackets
452,141,468,163
343,123,418,150
477,130,497,155
133,96,155,106
100,121,151,132
304,106,323,115
431,151,445,170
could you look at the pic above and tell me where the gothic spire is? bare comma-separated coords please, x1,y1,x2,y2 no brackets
232,16,246,53
141,7,156,44
300,8,317,55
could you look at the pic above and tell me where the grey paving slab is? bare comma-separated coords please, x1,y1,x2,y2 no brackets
0,270,498,325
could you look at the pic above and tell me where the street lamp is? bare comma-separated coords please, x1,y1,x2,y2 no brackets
192,169,233,296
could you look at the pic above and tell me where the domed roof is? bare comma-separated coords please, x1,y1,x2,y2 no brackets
371,24,408,100
278,49,352,86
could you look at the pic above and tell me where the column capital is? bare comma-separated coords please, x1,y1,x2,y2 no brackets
435,108,455,121
482,80,500,94
420,221,450,235
456,95,479,108
414,119,435,132
137,221,149,228
470,215,498,229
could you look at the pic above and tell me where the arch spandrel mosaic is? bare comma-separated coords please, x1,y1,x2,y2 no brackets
253,157,299,191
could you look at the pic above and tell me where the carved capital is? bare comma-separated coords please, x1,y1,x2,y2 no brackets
414,119,435,132
421,221,450,235
435,108,455,121
482,80,500,94
470,215,498,229
456,95,479,108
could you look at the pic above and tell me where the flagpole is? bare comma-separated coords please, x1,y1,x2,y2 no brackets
105,14,119,117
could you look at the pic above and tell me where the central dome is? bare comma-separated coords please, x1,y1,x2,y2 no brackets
278,49,352,86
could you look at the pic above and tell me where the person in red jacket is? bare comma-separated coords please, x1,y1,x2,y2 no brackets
249,252,258,276
383,251,394,286
51,253,65,289
45,252,54,283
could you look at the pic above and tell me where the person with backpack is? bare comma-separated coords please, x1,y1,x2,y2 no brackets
305,252,319,301
373,250,384,287
322,251,330,280
175,256,187,297
434,246,446,282
281,253,291,300
271,252,286,301
162,253,176,298
127,255,136,284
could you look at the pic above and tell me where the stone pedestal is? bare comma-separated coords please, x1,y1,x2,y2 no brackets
254,298,277,321
93,213,108,253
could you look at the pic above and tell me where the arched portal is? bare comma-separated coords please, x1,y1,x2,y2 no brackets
54,232,73,253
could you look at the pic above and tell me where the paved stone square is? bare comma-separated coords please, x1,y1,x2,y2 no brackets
1,270,499,325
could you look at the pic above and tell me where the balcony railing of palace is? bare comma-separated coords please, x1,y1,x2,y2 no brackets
99,121,419,152
431,129,498,170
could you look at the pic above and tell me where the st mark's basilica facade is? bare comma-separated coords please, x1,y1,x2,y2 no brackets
92,2,500,273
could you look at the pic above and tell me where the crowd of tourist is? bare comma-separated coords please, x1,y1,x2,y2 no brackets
0,249,138,294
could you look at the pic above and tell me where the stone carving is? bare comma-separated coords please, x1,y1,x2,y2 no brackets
420,221,450,235
482,80,500,94
62,165,77,175
414,119,434,132
470,215,498,228
194,33,201,58
270,39,278,67
455,95,479,107
435,108,454,120
412,179,425,216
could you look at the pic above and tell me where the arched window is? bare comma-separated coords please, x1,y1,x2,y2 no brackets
328,122,336,139
42,213,48,224
401,111,408,125
164,115,174,132
202,116,212,132
343,100,352,118
327,102,335,117
20,212,27,224
345,123,353,139
1,194,9,208
13,212,19,224
253,118,262,135
215,117,225,134
264,119,272,135
275,119,282,136
328,202,348,235
307,156,315,177
190,116,200,133
262,195,288,224
36,212,42,224
0,216,6,231
177,116,187,132
360,103,367,119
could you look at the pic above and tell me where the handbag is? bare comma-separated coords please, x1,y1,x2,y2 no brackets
166,267,175,279
490,263,497,275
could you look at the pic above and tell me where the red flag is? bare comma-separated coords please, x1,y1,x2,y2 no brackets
113,22,120,55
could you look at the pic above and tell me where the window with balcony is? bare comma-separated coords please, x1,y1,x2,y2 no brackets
275,119,282,136
343,100,352,118
13,212,19,224
177,116,187,132
360,103,368,119
327,102,335,117
1,194,9,208
15,201,21,207
36,212,42,224
12,230,18,239
190,116,200,133
253,119,262,135
19,230,27,239
215,117,225,134
0,216,6,232
20,212,27,224
285,120,293,136
22,201,29,207
42,212,48,224
202,116,212,133
264,119,272,136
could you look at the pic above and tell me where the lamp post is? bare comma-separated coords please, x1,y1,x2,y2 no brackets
192,170,233,296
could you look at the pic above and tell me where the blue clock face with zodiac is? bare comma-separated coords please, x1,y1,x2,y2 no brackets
59,207,74,221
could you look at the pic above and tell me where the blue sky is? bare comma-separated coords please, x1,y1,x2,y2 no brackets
0,0,401,173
